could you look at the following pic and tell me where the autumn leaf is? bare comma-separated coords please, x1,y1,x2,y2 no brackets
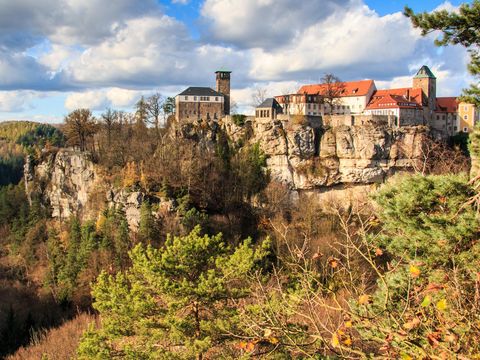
329,258,339,268
343,337,352,346
409,265,421,278
245,342,255,352
358,294,370,305
375,248,383,256
436,298,448,311
268,337,279,345
403,317,421,330
344,321,352,328
331,333,340,348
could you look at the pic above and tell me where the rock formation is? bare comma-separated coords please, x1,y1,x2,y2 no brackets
25,117,427,223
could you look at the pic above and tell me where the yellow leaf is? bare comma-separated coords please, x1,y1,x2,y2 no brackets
263,328,273,338
358,294,370,305
401,354,413,360
331,333,340,348
436,299,448,311
269,337,279,345
343,337,352,346
344,321,352,328
409,265,421,278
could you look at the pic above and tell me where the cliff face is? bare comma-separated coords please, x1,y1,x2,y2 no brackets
25,149,100,220
245,118,426,190
25,119,427,222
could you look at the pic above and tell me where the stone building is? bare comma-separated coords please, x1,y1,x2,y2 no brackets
458,101,480,133
434,97,458,136
255,98,283,120
363,88,424,126
275,80,376,116
175,70,231,122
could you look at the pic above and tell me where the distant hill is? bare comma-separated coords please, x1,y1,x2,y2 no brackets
0,121,65,186
0,121,43,142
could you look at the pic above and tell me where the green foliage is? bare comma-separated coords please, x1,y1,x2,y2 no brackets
235,143,269,200
47,218,99,301
138,201,160,244
372,174,476,266
232,114,247,127
0,121,40,141
78,226,270,359
0,155,24,186
351,173,480,358
405,1,480,105
16,124,65,148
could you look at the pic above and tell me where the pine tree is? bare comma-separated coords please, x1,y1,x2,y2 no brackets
77,226,270,359
405,1,480,105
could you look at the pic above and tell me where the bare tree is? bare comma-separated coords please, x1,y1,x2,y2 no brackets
145,93,166,140
251,86,268,107
318,73,346,114
101,108,117,147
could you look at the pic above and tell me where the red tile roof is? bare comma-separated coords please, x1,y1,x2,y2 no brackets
436,97,458,113
297,79,375,97
372,88,423,106
366,91,422,110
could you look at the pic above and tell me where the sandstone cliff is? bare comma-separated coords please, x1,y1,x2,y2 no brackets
25,119,427,222
246,119,426,190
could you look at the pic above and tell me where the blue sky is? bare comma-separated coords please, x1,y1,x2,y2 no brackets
0,0,471,122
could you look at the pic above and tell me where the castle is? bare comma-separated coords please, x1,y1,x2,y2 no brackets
175,66,479,136
175,70,231,122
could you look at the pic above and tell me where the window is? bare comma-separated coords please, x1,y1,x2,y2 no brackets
215,97,218,101
194,96,197,101
464,115,468,120
184,96,188,100
464,127,469,132
464,106,468,111
206,97,210,101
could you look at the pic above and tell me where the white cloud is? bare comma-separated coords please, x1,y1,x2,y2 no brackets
0,90,41,112
201,0,354,48
65,88,148,111
172,0,189,4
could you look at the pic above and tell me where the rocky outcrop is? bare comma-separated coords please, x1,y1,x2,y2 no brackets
240,119,427,190
25,149,175,229
25,149,100,220
25,118,428,223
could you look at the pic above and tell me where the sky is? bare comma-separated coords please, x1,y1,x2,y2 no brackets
0,0,472,122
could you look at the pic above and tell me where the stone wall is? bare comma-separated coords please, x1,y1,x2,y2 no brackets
176,101,223,122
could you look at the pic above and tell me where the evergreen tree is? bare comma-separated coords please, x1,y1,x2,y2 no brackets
77,226,270,359
405,1,480,105
351,173,480,358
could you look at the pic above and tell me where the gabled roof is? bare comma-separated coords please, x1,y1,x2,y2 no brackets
297,79,375,97
414,65,436,79
257,98,279,108
372,88,423,106
178,87,224,97
366,89,422,110
436,97,458,113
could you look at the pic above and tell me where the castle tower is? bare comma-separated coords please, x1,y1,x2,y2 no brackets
216,70,231,115
413,65,437,116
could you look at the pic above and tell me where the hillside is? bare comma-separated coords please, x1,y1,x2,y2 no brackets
0,121,65,187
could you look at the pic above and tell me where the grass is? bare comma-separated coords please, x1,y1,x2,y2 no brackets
7,313,96,360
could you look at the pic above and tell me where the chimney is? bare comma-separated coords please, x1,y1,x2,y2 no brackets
406,89,410,101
